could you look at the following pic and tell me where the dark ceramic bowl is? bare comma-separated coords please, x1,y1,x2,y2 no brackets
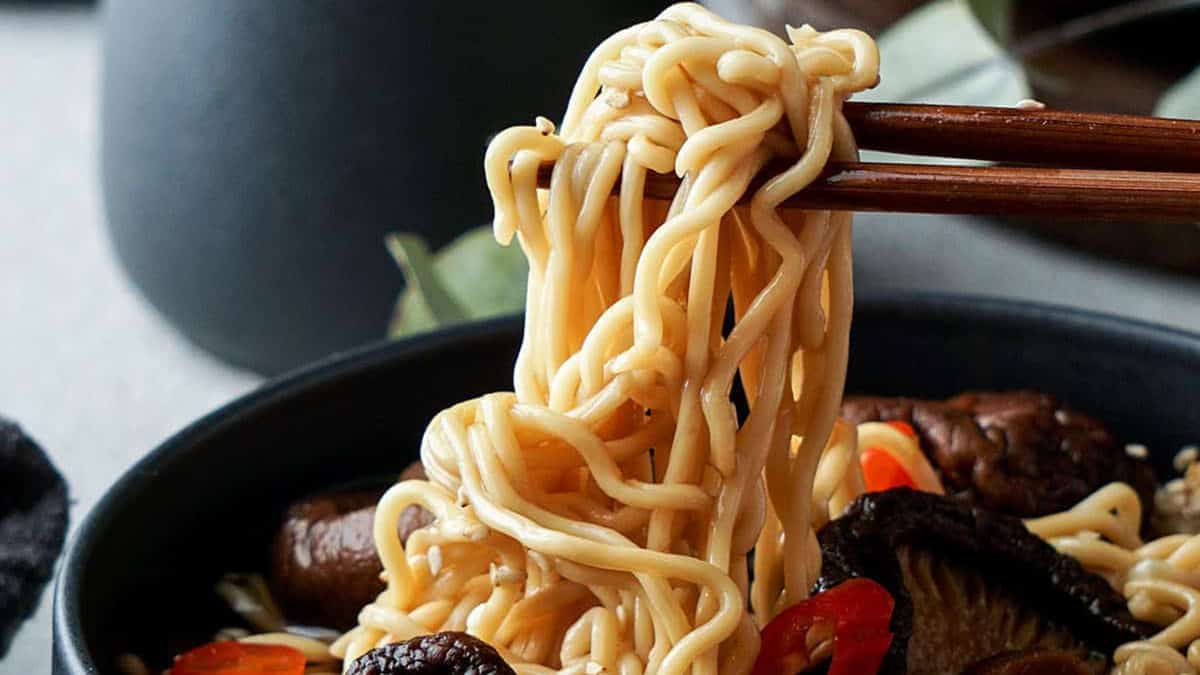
52,295,1200,674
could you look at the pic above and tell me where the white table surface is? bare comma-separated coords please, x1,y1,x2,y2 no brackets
1,8,261,673
2,6,1199,675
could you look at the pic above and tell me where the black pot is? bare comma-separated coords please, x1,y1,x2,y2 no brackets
980,1,1200,277
101,0,666,374
51,294,1200,674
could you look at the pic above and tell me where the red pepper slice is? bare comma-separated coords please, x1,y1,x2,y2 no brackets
861,446,918,493
752,578,894,675
886,420,917,439
168,642,306,675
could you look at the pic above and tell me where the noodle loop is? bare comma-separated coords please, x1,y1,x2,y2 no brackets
1030,483,1200,674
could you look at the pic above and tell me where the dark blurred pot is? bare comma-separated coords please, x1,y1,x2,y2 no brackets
705,0,929,35
1005,0,1200,115
988,1,1200,276
101,0,665,374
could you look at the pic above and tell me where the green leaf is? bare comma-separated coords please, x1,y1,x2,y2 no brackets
1156,66,1200,120
432,227,529,318
388,273,441,338
386,233,469,327
858,0,1028,107
388,227,529,338
857,0,1030,164
965,0,1014,44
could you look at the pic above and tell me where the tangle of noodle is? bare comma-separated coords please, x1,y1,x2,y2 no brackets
1028,483,1200,675
333,5,879,674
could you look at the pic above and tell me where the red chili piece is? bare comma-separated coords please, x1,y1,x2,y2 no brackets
168,641,306,675
752,578,895,675
886,420,918,438
861,447,918,493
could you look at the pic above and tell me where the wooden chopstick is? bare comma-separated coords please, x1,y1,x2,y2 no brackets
533,160,1200,224
844,102,1200,172
526,103,1200,223
789,162,1200,224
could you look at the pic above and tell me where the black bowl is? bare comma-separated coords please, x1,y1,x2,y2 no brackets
52,294,1200,674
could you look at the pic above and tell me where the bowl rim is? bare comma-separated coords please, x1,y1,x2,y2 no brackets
51,291,1200,674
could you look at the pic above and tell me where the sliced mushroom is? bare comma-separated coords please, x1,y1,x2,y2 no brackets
816,488,1151,675
962,648,1101,675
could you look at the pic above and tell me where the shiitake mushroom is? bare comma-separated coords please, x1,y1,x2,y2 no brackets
268,461,433,629
345,632,515,675
962,648,1097,675
841,391,1157,520
816,488,1152,675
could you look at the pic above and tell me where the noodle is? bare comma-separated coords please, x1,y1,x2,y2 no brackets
1028,482,1200,674
334,4,878,673
853,422,944,495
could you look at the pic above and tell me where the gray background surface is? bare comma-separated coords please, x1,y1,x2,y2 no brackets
2,6,1199,674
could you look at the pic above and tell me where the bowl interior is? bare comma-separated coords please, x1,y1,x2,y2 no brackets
53,295,1200,674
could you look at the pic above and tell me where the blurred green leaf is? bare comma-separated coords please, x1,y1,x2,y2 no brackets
388,226,528,338
964,0,1013,43
857,0,1029,163
859,0,1028,106
386,233,468,328
1156,66,1200,120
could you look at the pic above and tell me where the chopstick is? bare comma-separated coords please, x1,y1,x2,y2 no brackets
534,161,1200,224
527,103,1200,224
843,102,1200,172
781,163,1200,224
